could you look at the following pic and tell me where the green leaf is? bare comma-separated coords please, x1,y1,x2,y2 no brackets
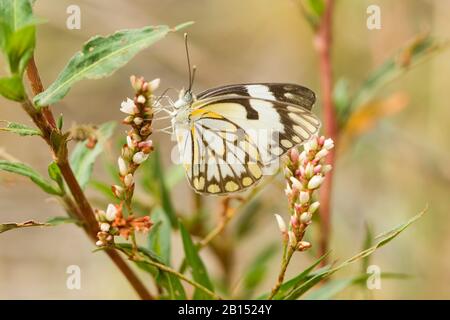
240,243,277,298
304,272,410,300
34,22,193,106
70,121,116,189
0,160,61,195
361,223,373,274
148,207,171,265
350,35,446,113
45,216,79,225
0,121,40,136
47,161,64,191
0,0,38,75
149,149,178,228
179,222,214,299
0,75,25,101
284,208,426,299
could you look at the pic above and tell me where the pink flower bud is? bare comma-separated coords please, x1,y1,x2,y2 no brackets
290,215,299,228
318,136,325,145
289,148,299,163
313,164,322,174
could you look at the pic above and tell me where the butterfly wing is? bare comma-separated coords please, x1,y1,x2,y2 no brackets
175,84,320,195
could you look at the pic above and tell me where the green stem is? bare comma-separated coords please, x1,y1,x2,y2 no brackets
268,246,295,300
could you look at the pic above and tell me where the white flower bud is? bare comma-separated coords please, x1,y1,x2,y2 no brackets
133,117,143,125
314,149,329,161
299,191,310,205
308,175,324,189
137,95,146,104
100,223,110,232
284,182,292,197
304,163,314,178
322,164,332,173
308,201,320,214
300,211,312,224
124,173,134,187
289,177,302,191
274,214,287,233
96,240,104,247
149,78,160,91
304,138,318,153
105,204,117,221
126,136,134,149
324,138,334,150
118,157,128,176
132,151,149,164
120,98,136,114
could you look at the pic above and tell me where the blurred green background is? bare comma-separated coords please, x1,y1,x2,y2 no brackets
1,0,449,299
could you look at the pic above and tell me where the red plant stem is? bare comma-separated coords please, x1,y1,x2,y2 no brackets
24,57,153,300
314,0,338,262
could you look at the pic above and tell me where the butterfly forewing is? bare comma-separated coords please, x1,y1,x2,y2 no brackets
174,83,321,195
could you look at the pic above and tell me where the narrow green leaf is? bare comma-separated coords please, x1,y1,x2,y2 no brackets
45,216,79,225
0,0,38,75
284,208,426,299
70,122,116,189
361,223,373,274
151,149,178,228
179,222,214,299
0,75,25,101
34,23,192,106
0,160,61,195
47,161,64,191
148,207,171,265
0,121,40,136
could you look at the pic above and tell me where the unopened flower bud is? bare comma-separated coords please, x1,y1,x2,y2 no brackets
124,173,134,187
105,204,117,221
300,211,312,224
289,148,299,163
290,215,299,228
298,241,311,251
100,223,110,232
324,138,334,150
96,240,104,247
315,149,329,161
149,78,160,91
308,175,324,189
122,115,134,124
132,151,149,164
304,163,314,178
313,164,322,174
133,117,143,126
137,95,146,104
284,183,292,197
290,177,302,191
274,214,287,234
138,138,153,153
112,185,124,198
322,164,332,173
118,157,127,176
318,136,325,145
308,201,320,214
299,191,310,205
126,136,135,149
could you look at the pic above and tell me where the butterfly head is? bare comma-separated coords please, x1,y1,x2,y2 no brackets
174,88,196,109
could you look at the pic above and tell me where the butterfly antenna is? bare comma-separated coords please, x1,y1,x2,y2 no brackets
184,33,194,92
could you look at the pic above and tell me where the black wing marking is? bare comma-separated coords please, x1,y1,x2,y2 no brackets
197,83,316,111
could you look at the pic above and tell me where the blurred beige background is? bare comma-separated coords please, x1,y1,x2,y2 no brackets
1,0,449,299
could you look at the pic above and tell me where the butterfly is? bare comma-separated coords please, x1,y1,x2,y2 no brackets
163,36,321,195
